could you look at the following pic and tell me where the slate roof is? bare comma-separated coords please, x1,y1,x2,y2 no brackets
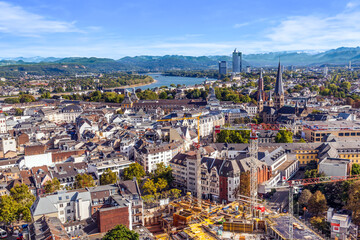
274,61,284,95
62,105,82,113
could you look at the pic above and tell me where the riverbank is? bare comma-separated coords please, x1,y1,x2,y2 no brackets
118,78,158,89
136,73,216,90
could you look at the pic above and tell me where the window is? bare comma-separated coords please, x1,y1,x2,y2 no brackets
345,133,350,136
351,133,356,136
59,204,63,208
67,203,71,206
67,209,71,214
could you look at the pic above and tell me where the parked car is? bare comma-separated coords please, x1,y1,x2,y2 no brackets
0,229,7,239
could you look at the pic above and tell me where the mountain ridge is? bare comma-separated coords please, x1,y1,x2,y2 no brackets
0,47,359,71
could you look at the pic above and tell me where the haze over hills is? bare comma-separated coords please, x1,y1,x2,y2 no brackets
1,47,360,72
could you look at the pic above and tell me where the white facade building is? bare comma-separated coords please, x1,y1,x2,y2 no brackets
21,152,53,169
31,191,91,223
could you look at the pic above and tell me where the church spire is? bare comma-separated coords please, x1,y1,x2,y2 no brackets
257,68,264,102
274,61,284,95
274,61,285,109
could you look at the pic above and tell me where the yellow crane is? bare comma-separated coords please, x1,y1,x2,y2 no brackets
157,113,202,144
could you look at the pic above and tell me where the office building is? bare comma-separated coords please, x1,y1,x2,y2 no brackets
218,61,227,75
232,49,242,73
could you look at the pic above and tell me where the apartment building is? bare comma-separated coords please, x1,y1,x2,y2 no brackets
135,141,184,173
31,191,91,223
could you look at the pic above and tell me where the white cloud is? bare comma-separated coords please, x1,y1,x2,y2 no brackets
0,1,79,36
233,23,249,28
2,2,360,57
346,1,360,9
264,7,360,51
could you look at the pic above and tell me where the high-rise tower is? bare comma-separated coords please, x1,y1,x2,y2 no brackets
218,61,227,75
232,49,242,73
274,61,285,109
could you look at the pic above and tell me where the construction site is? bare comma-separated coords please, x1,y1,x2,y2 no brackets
144,192,324,240
143,129,326,240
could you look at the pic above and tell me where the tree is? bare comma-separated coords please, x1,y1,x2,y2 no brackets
15,108,23,116
299,138,306,143
216,130,250,144
155,178,168,192
275,130,293,143
136,90,158,100
159,91,168,99
153,163,173,186
0,195,18,223
44,178,61,193
40,91,51,99
310,217,329,233
143,179,157,195
169,189,181,199
308,190,327,216
305,169,319,179
123,163,145,181
346,181,360,225
74,174,95,189
352,163,360,175
340,81,351,92
100,169,118,185
0,184,36,223
10,184,35,207
298,189,312,206
103,224,139,240
19,94,36,103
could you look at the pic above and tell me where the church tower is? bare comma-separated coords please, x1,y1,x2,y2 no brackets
257,91,264,113
274,61,285,109
257,68,265,101
121,90,133,109
268,91,274,107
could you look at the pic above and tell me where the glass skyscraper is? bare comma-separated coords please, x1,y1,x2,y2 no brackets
232,49,242,73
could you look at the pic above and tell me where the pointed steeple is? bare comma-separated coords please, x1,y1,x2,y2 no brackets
295,101,299,115
121,90,133,107
258,68,264,92
274,61,284,95
130,88,139,102
268,90,274,107
257,68,264,102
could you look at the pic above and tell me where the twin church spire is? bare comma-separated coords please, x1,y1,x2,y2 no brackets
257,61,284,112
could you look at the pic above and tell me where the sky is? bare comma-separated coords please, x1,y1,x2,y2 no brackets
1,0,360,58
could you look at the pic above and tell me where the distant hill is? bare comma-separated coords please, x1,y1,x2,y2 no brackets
1,47,360,72
117,55,233,71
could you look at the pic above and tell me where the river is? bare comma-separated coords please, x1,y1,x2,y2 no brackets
134,73,216,90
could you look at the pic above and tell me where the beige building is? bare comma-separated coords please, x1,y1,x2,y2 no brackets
303,121,360,143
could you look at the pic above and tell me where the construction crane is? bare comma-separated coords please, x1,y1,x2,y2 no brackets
157,114,203,208
157,113,202,144
273,174,360,240
249,128,258,218
216,123,359,239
